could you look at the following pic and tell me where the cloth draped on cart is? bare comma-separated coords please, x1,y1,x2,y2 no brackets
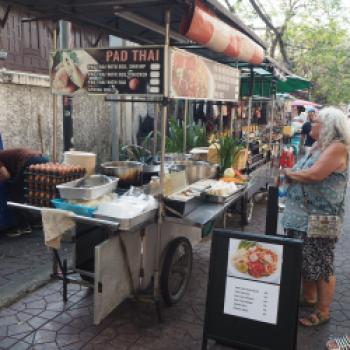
42,208,75,249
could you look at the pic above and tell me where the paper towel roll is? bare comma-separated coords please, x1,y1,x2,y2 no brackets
64,151,96,175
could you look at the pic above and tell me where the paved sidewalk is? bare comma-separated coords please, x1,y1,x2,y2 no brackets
0,229,73,308
0,196,349,349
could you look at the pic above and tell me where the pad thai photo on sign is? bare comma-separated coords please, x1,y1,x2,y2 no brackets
50,50,95,95
227,239,283,285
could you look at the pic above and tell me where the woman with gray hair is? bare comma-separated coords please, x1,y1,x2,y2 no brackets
282,107,350,327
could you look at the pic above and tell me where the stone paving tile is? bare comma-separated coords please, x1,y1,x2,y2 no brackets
0,228,73,306
0,195,349,349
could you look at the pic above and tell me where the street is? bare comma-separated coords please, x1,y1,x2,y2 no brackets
0,192,349,350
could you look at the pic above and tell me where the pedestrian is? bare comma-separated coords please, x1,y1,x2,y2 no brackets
0,148,48,236
300,107,317,155
282,107,350,327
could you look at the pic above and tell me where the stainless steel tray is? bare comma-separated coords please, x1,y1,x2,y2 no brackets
94,208,157,231
57,176,118,200
201,185,246,203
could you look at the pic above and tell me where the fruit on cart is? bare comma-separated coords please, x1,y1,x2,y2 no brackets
221,177,246,184
234,169,248,181
221,168,248,184
224,167,235,178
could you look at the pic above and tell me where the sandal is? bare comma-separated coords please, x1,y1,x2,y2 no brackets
299,310,330,327
326,335,350,350
299,298,317,308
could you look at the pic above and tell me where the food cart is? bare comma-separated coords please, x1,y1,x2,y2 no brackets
6,0,269,325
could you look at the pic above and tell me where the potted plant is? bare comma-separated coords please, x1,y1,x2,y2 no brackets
214,135,244,176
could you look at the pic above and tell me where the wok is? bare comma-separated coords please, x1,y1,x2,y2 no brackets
101,161,143,187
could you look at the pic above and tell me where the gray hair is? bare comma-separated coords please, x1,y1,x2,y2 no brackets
318,106,350,150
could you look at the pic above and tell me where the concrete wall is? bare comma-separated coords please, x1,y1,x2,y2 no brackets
0,68,112,164
0,68,153,166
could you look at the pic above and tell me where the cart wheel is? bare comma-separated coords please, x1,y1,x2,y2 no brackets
241,197,254,225
161,237,192,306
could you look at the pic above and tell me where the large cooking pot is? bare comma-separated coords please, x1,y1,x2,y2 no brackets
167,160,217,184
101,161,143,187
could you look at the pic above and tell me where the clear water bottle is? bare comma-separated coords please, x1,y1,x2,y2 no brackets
278,170,287,210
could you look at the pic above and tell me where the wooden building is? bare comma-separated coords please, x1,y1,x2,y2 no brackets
0,3,108,74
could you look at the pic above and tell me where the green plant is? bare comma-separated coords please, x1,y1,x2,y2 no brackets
214,135,243,176
121,131,154,163
166,117,184,153
188,123,208,149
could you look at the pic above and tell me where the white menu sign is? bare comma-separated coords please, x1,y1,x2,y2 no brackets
224,278,280,324
224,239,283,325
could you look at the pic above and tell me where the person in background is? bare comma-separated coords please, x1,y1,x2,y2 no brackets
300,107,317,154
0,148,48,236
282,107,350,327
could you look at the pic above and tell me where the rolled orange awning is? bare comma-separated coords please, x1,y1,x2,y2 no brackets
180,1,264,65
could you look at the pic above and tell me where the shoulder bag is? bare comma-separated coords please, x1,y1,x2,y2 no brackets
302,186,343,239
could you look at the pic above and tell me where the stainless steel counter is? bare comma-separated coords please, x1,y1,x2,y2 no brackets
164,187,245,227
8,201,121,230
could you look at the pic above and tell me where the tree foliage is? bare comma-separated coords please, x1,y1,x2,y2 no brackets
224,0,350,104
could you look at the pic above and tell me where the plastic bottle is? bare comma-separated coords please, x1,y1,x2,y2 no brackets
279,148,287,168
278,167,287,209
149,176,160,196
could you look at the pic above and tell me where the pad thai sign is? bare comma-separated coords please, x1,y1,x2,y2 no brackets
170,48,240,101
49,47,164,95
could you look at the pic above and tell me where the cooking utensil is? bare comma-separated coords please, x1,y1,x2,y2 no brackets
166,160,217,184
142,164,161,184
57,175,118,200
75,175,112,188
100,161,143,187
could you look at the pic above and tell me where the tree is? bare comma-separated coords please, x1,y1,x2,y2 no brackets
287,19,350,104
223,0,350,104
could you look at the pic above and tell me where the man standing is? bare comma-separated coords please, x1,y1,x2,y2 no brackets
0,148,48,236
300,107,317,154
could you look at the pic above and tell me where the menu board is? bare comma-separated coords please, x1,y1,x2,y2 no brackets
49,47,164,96
202,230,303,350
224,239,283,324
170,48,240,101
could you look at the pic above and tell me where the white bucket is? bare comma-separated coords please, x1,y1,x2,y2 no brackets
64,151,96,175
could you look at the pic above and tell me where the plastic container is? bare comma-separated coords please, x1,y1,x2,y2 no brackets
64,151,96,175
56,176,118,200
51,198,96,217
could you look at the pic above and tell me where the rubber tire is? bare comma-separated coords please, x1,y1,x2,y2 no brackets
161,237,193,306
241,196,254,225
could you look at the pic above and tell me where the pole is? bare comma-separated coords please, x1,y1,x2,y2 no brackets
183,100,188,153
59,20,74,151
268,79,277,182
154,8,170,311
111,97,119,161
153,103,159,156
230,105,234,137
246,66,254,149
52,27,58,162
219,103,223,134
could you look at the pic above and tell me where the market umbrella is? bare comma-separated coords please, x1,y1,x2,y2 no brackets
291,99,321,107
